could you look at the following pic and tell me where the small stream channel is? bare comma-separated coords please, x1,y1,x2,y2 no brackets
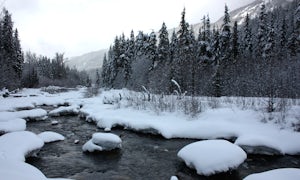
26,108,300,180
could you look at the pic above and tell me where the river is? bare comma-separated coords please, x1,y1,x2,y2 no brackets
26,110,300,180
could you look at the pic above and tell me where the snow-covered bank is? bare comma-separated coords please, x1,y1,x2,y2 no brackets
80,89,300,155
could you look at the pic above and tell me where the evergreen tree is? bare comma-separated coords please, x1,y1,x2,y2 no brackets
0,8,23,90
157,22,170,66
232,21,239,61
219,4,231,63
257,4,267,58
95,69,101,87
243,13,253,55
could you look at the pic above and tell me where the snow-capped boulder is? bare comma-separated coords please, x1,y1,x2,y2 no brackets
48,105,80,116
38,131,65,143
177,140,247,176
243,168,300,180
82,132,122,152
0,131,44,161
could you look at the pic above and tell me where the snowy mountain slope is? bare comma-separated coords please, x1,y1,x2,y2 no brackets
214,0,293,25
65,49,107,71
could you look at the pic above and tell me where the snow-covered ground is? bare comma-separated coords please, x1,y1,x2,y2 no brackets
0,87,300,178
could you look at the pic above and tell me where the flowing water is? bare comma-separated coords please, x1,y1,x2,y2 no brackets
26,111,300,180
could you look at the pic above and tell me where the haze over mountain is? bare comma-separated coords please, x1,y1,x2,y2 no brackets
66,0,291,71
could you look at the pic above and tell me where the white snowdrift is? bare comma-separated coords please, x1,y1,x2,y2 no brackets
243,168,300,180
0,131,44,161
83,132,122,152
177,140,247,176
38,131,65,143
48,105,80,116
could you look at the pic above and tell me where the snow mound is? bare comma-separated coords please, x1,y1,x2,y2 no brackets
38,131,65,143
0,160,47,180
177,140,247,176
0,118,26,134
82,132,122,152
243,168,300,180
0,131,44,161
48,105,80,116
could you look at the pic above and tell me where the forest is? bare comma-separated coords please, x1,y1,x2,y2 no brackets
101,1,300,98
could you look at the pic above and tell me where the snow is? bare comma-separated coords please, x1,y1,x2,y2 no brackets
83,132,122,152
49,105,80,116
38,131,65,143
244,168,300,180
0,160,47,180
0,118,26,134
0,131,44,161
177,140,247,176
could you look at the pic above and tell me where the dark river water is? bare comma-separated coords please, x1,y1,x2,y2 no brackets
26,111,300,180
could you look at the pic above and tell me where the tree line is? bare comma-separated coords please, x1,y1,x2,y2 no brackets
0,8,91,90
101,1,300,98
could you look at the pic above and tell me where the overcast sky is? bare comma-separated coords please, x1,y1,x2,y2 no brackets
3,0,255,58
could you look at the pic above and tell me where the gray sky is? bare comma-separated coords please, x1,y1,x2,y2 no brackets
3,0,255,58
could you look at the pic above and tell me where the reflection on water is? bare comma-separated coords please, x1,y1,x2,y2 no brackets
26,114,300,180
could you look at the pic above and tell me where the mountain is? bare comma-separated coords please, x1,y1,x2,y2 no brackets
67,0,292,71
65,49,107,71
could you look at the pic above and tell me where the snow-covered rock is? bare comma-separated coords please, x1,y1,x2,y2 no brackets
170,176,178,180
0,160,47,180
82,140,103,152
0,118,26,134
177,140,247,176
38,131,65,143
0,109,48,121
51,120,59,125
0,131,44,161
243,168,300,180
48,105,80,116
82,132,122,152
